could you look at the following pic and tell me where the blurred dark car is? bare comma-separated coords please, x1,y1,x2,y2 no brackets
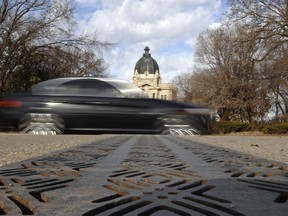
0,77,211,135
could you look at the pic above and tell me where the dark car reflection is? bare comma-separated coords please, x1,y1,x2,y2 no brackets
0,77,211,135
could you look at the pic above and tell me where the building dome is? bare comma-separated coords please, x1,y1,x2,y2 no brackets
134,46,159,74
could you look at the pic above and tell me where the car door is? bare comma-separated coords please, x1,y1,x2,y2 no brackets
51,79,156,132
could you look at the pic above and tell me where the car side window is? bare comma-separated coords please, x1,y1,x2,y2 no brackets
56,80,122,97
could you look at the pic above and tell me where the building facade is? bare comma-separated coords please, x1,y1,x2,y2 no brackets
132,47,177,100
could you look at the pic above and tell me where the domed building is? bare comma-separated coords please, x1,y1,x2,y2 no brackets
133,47,177,100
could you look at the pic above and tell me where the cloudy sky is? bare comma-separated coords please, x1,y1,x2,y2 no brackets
72,0,227,82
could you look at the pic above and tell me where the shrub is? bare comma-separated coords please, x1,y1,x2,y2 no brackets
212,122,253,134
212,122,288,134
261,123,288,134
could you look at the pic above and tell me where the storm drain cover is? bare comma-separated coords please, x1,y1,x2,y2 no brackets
0,135,288,215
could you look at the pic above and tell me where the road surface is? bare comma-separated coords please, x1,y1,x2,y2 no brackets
0,135,287,215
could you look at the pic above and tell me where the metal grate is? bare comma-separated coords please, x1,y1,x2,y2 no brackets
0,135,287,215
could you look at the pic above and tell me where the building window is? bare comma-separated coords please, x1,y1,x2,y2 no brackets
153,93,155,99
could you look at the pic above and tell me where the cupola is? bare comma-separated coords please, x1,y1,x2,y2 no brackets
134,46,159,74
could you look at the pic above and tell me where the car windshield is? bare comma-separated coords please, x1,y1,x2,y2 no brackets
102,79,146,98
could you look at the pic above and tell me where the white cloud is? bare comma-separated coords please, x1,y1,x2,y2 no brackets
73,0,225,82
209,22,222,29
74,0,99,4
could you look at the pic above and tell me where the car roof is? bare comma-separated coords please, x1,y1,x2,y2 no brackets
31,77,144,98
33,77,131,87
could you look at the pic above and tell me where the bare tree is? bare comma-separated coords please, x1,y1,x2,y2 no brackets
261,47,288,119
173,72,194,101
184,0,288,121
227,0,288,120
227,0,288,41
0,0,111,94
194,24,271,122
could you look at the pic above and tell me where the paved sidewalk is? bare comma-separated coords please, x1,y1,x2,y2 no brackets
185,135,288,163
0,134,287,166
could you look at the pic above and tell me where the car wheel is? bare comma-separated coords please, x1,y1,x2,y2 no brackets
160,128,200,136
18,113,65,135
156,116,201,136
